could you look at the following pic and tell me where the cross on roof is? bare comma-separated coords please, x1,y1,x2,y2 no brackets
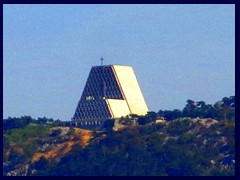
100,57,104,66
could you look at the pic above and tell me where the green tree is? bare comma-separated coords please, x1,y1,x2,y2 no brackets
182,100,197,118
138,111,157,125
163,109,182,121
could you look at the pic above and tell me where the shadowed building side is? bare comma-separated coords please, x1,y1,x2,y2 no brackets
72,65,148,127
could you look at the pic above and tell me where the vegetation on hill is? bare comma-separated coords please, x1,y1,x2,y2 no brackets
157,96,235,121
3,125,93,176
3,96,235,176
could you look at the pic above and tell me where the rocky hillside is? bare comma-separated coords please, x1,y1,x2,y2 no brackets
3,118,235,176
3,125,93,176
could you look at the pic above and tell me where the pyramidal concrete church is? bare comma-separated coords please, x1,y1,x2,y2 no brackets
72,64,148,128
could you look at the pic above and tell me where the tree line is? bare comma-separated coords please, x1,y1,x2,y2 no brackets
3,96,235,130
115,96,235,126
157,96,235,121
3,116,72,131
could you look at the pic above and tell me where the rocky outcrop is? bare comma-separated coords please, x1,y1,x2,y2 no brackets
4,126,93,176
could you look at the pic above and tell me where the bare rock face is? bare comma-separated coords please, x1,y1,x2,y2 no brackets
50,127,70,136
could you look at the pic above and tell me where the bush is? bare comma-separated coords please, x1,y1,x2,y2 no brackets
103,119,115,129
34,156,48,170
49,129,62,137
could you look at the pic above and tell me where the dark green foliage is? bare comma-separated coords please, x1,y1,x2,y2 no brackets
166,109,182,121
3,118,235,176
49,129,62,137
3,125,51,164
3,116,76,131
167,119,192,136
34,156,48,170
182,99,197,118
158,96,235,121
3,95,235,176
177,132,196,144
103,119,115,129
31,118,234,176
8,151,28,166
139,123,166,135
138,111,157,125
37,117,48,125
3,116,34,130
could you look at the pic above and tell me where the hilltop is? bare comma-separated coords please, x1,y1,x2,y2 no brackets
3,117,235,176
3,96,235,176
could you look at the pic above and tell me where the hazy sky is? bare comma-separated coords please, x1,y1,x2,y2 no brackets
3,4,235,120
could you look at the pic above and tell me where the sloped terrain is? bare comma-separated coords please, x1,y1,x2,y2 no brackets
3,125,93,176
3,118,235,176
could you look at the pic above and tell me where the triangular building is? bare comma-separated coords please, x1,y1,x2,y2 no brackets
72,65,148,126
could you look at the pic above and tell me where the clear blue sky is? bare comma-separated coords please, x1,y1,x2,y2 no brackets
3,4,235,120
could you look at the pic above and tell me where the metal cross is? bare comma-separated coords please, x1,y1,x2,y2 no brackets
100,57,104,66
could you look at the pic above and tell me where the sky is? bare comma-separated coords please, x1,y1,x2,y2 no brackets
3,4,235,120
